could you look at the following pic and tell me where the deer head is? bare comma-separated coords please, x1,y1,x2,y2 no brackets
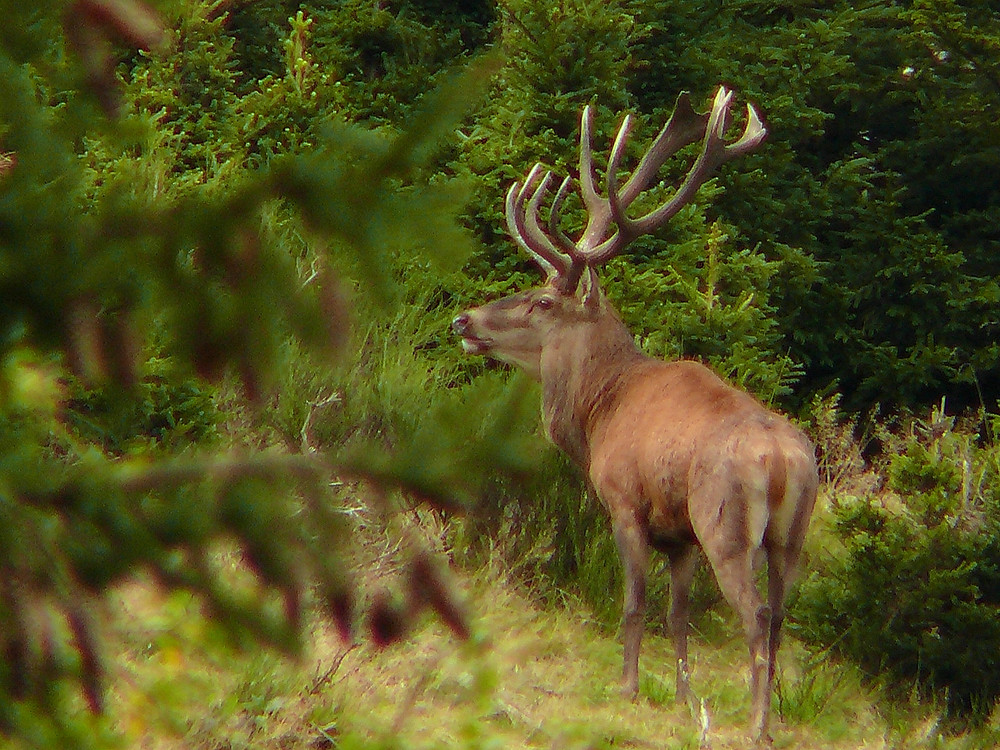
453,87,766,377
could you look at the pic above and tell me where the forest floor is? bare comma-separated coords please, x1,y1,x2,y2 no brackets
104,538,1000,750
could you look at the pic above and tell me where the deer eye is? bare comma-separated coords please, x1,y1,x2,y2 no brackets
533,296,554,312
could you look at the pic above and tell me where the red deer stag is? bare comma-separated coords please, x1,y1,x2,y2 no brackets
453,87,818,744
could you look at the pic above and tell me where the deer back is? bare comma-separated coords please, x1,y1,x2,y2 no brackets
582,356,816,547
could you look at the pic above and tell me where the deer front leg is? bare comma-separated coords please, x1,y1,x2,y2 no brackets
612,516,648,700
666,544,699,705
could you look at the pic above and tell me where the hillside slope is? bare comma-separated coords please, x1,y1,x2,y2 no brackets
106,551,995,750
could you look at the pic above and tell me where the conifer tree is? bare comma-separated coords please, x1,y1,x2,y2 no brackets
0,2,513,742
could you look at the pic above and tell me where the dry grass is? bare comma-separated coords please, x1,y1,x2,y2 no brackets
101,537,1000,750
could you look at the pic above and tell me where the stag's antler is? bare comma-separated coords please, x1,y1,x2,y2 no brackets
506,86,766,299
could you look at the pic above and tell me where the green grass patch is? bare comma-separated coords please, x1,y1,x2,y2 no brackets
99,541,1000,750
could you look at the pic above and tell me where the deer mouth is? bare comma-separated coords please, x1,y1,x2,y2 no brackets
459,334,492,355
453,314,492,354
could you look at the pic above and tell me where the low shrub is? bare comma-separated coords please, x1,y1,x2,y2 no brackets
792,404,1000,723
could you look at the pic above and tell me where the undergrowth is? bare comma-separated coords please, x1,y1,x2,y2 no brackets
794,397,1000,726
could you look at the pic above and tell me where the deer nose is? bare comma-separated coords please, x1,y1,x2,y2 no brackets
452,313,471,335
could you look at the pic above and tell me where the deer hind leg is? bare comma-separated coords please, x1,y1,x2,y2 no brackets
765,545,791,693
695,493,773,744
665,544,699,705
764,502,813,708
612,515,649,700
763,473,817,715
706,546,772,743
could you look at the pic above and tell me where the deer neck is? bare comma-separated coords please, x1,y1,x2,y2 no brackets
539,306,645,468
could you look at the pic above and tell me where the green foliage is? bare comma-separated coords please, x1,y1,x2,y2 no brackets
611,221,802,402
793,405,1000,723
0,2,518,744
65,359,218,454
306,0,496,124
662,0,1000,411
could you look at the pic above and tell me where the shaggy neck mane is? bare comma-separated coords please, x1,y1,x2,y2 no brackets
539,303,646,467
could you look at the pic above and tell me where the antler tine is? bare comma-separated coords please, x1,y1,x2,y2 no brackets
574,108,630,260
548,175,574,248
506,164,574,280
514,162,546,205
598,114,636,262
578,105,602,213
506,167,552,275
524,169,558,251
727,102,767,157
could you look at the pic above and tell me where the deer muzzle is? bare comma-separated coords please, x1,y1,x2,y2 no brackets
452,312,492,355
